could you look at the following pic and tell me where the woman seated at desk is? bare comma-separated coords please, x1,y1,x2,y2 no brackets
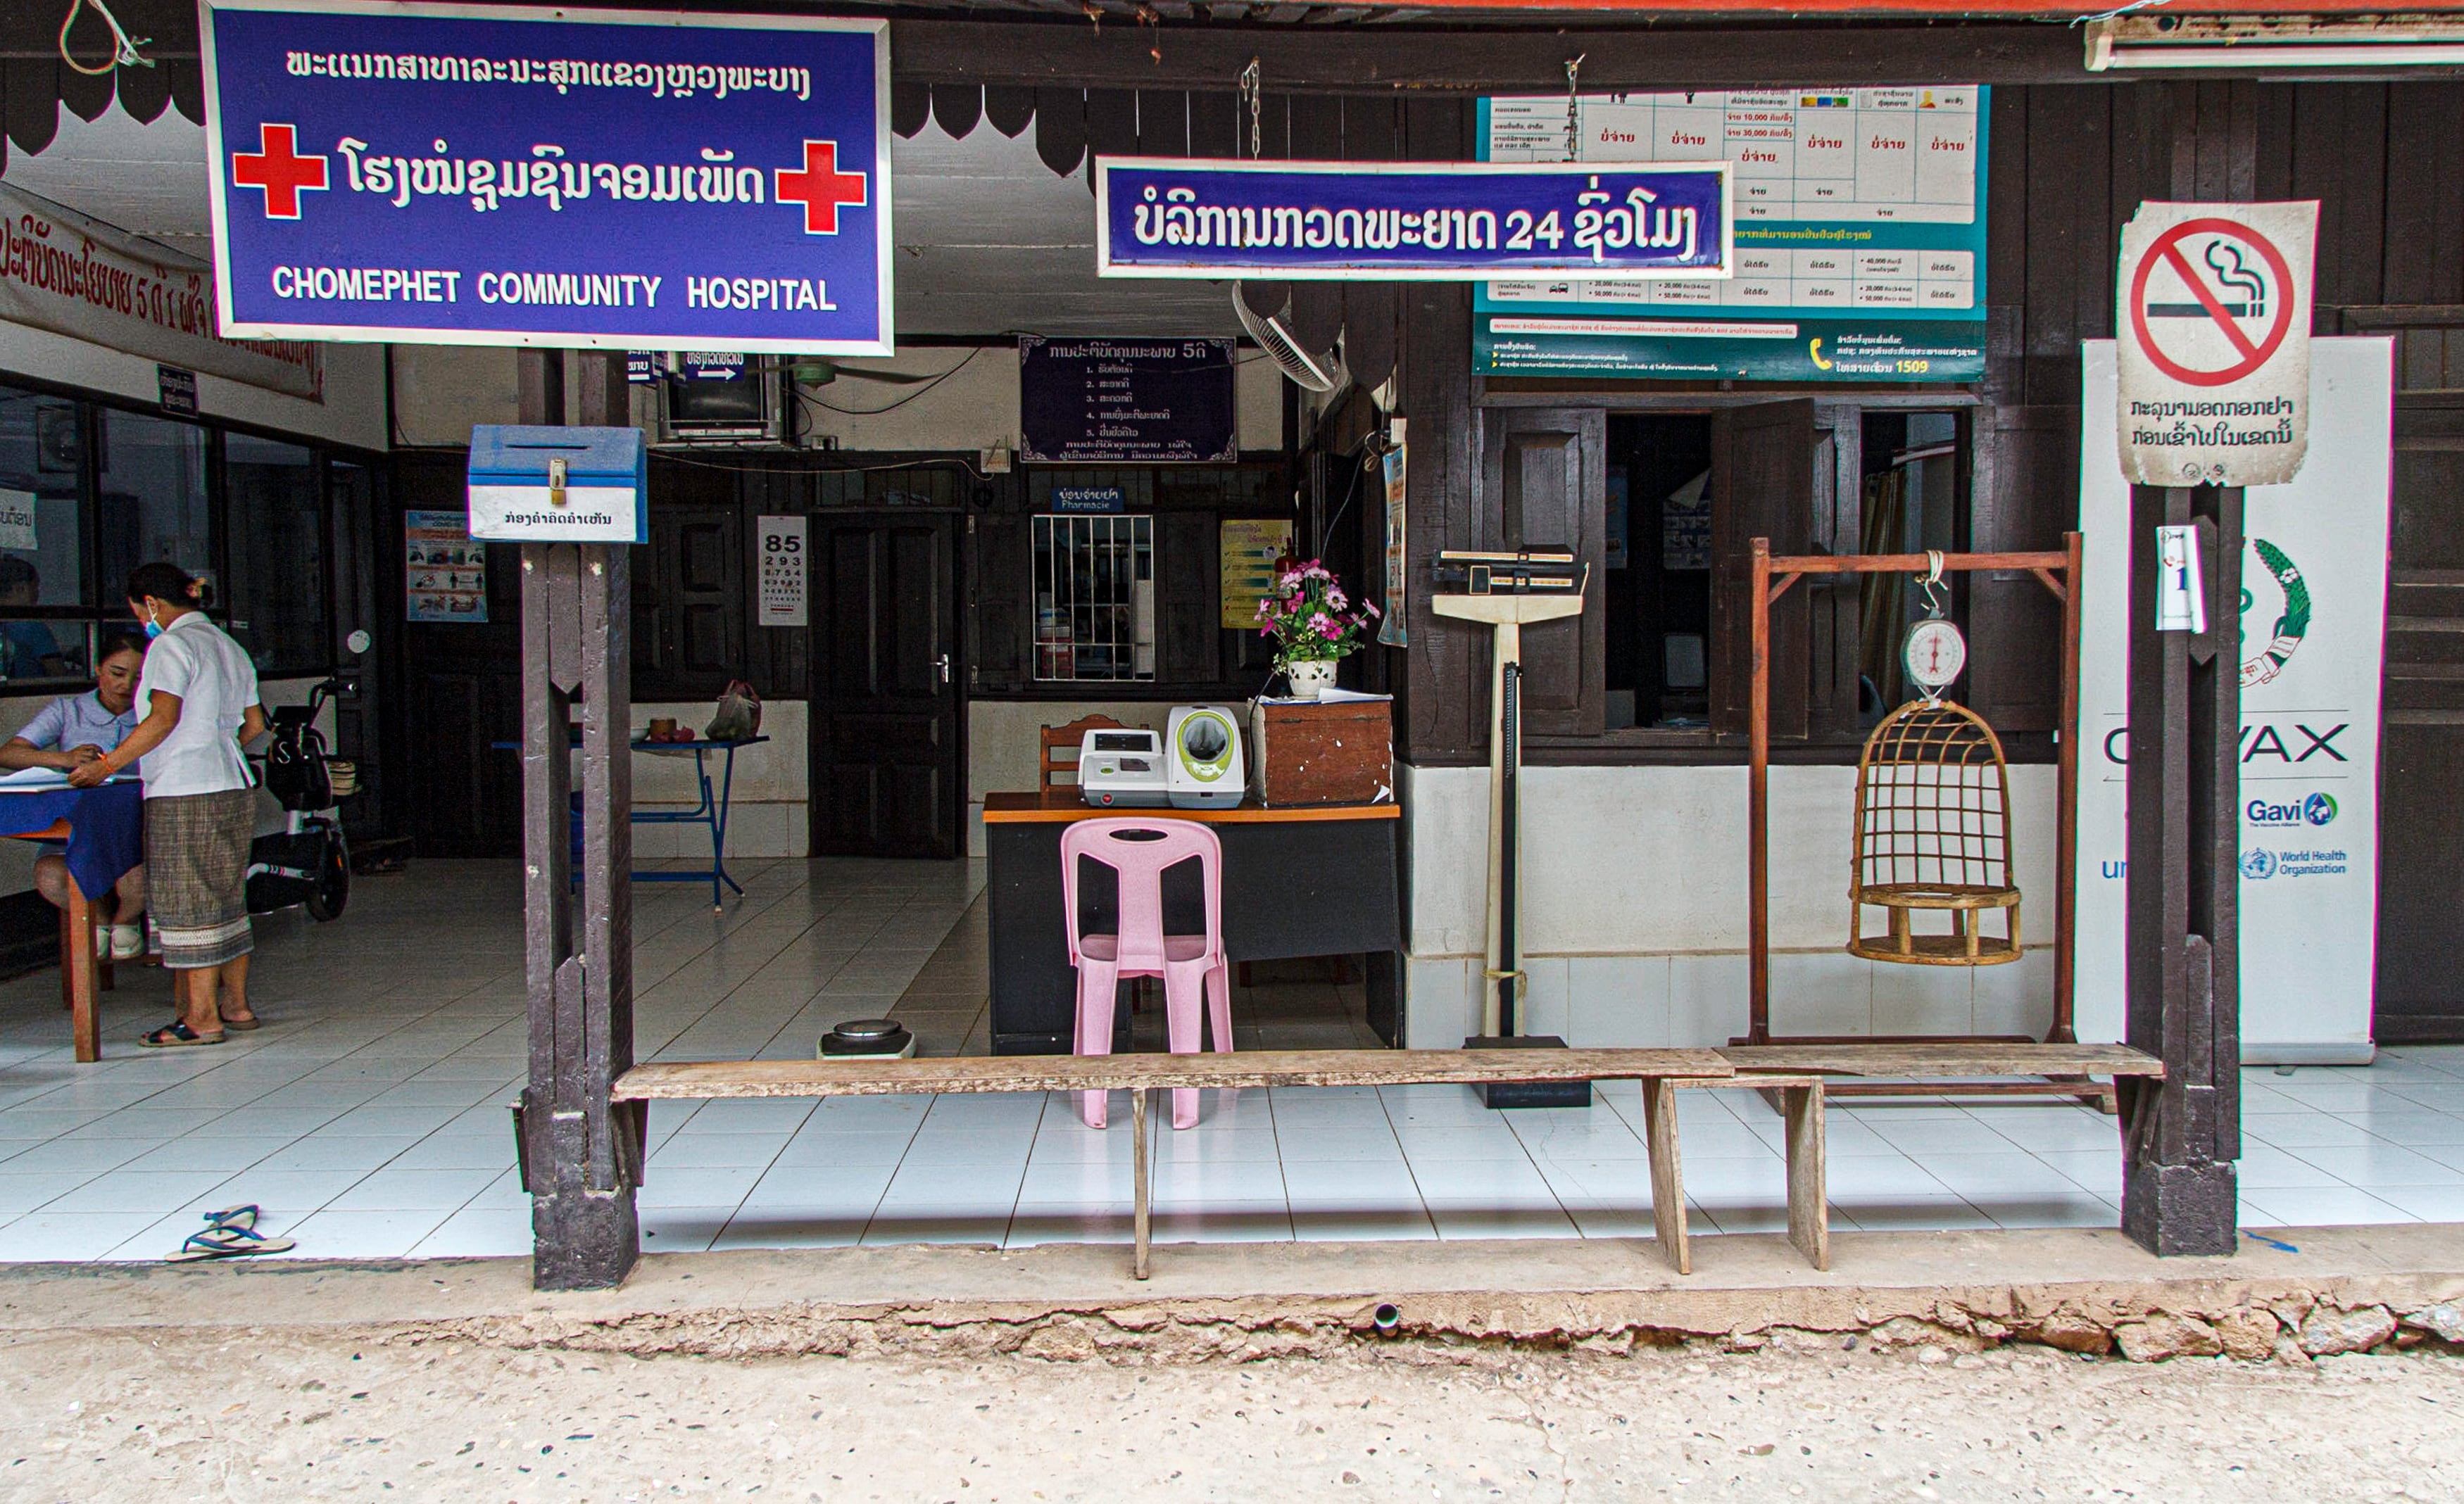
0,633,147,958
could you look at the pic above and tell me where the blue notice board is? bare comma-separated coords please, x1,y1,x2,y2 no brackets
1474,89,1987,382
199,0,891,353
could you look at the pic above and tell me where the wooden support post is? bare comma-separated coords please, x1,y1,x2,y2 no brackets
2051,531,2085,1044
519,350,642,1291
1745,538,1772,1044
1640,1077,1689,1275
2121,484,2241,1256
1132,1086,1151,1281
1781,1082,1828,1270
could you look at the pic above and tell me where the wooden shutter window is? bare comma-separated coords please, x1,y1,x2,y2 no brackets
1480,407,1606,738
1710,400,1818,740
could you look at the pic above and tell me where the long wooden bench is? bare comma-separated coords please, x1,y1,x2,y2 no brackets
611,1048,1834,1278
1721,1042,2166,1101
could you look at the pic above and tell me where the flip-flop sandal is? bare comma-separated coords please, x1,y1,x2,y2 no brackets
140,1023,225,1049
201,1204,260,1232
165,1222,294,1263
220,1015,261,1032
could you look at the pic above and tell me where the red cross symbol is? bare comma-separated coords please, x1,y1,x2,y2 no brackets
773,140,868,235
230,123,329,220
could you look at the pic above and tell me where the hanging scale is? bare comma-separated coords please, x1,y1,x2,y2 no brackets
1901,549,1966,702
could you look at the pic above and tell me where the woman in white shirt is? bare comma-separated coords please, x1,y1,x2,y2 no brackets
1,633,149,956
72,564,265,1047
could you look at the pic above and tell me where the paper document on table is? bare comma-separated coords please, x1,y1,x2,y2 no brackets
0,767,68,788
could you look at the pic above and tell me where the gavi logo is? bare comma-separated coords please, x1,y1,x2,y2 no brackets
2246,791,2338,828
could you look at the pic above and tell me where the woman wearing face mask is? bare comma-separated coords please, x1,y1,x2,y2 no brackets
1,633,150,956
71,564,266,1046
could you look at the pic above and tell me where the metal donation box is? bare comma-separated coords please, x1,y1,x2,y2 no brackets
467,426,648,545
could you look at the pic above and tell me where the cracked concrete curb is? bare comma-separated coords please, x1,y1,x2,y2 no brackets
1,1225,2458,1367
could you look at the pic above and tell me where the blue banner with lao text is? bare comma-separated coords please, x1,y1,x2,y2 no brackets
199,0,891,353
1096,158,1731,281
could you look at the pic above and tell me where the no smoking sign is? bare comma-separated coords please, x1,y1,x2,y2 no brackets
2116,201,2318,488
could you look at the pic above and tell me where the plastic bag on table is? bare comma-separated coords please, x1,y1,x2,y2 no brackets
704,679,762,742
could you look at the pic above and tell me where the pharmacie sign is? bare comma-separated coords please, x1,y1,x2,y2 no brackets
197,0,892,353
2116,201,2318,486
1095,159,1732,279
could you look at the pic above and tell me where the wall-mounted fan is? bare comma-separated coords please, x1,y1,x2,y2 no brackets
1231,282,1342,394
786,358,938,388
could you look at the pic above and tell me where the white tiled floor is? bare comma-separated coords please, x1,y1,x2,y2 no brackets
0,857,2455,1262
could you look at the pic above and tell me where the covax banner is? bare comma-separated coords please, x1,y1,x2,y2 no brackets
2078,337,2392,1063
198,0,892,353
1095,159,1732,281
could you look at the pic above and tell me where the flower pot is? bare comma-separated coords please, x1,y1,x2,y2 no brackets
1283,659,1338,700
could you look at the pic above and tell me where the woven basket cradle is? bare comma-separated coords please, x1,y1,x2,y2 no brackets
1847,699,2021,966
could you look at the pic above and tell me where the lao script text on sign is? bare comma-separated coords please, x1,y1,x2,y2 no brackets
1096,159,1731,281
756,514,807,628
2116,201,2317,486
199,0,891,353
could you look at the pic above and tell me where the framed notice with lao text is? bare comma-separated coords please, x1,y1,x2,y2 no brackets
198,0,892,353
1474,89,1987,383
1019,337,1236,465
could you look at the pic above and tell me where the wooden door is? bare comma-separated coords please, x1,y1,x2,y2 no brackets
810,513,963,859
389,456,522,857
2376,400,2464,1042
632,506,742,695
1711,400,1819,740
1479,407,1607,736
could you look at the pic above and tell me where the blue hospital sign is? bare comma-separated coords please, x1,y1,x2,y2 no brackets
198,0,893,353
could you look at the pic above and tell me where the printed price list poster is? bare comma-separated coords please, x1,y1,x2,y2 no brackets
1475,89,1988,381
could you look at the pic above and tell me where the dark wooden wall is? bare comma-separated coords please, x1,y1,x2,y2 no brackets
1387,79,2464,769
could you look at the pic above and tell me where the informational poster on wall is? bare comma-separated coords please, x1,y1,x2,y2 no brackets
405,510,486,623
1220,518,1293,630
1475,89,1987,381
2075,337,2391,1061
1378,420,1408,647
755,514,806,627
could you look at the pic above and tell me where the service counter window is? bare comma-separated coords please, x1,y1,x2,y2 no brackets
224,434,330,674
1033,512,1155,682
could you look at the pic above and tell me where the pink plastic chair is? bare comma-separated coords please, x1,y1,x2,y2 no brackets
1061,817,1232,1131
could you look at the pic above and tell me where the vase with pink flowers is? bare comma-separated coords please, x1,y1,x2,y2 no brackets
1254,559,1378,701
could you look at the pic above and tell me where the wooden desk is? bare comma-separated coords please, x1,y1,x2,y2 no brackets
981,792,1403,1054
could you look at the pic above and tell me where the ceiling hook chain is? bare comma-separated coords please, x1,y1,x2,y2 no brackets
1563,53,1585,162
1240,58,1262,159
59,0,153,76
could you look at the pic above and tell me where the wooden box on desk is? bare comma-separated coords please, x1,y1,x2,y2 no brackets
1248,695,1394,808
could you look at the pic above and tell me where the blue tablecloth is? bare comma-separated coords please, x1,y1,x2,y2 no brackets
0,780,145,899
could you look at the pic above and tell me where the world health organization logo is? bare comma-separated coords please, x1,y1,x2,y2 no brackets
2240,848,2278,880
2303,792,2337,826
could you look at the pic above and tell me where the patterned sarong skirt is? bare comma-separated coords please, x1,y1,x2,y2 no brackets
146,788,256,969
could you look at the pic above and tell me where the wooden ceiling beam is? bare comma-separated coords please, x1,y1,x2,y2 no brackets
886,19,2096,91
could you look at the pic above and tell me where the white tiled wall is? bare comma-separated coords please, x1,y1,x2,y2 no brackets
1398,761,2062,1050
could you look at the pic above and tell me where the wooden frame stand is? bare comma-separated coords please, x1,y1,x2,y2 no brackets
1736,534,2113,1112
